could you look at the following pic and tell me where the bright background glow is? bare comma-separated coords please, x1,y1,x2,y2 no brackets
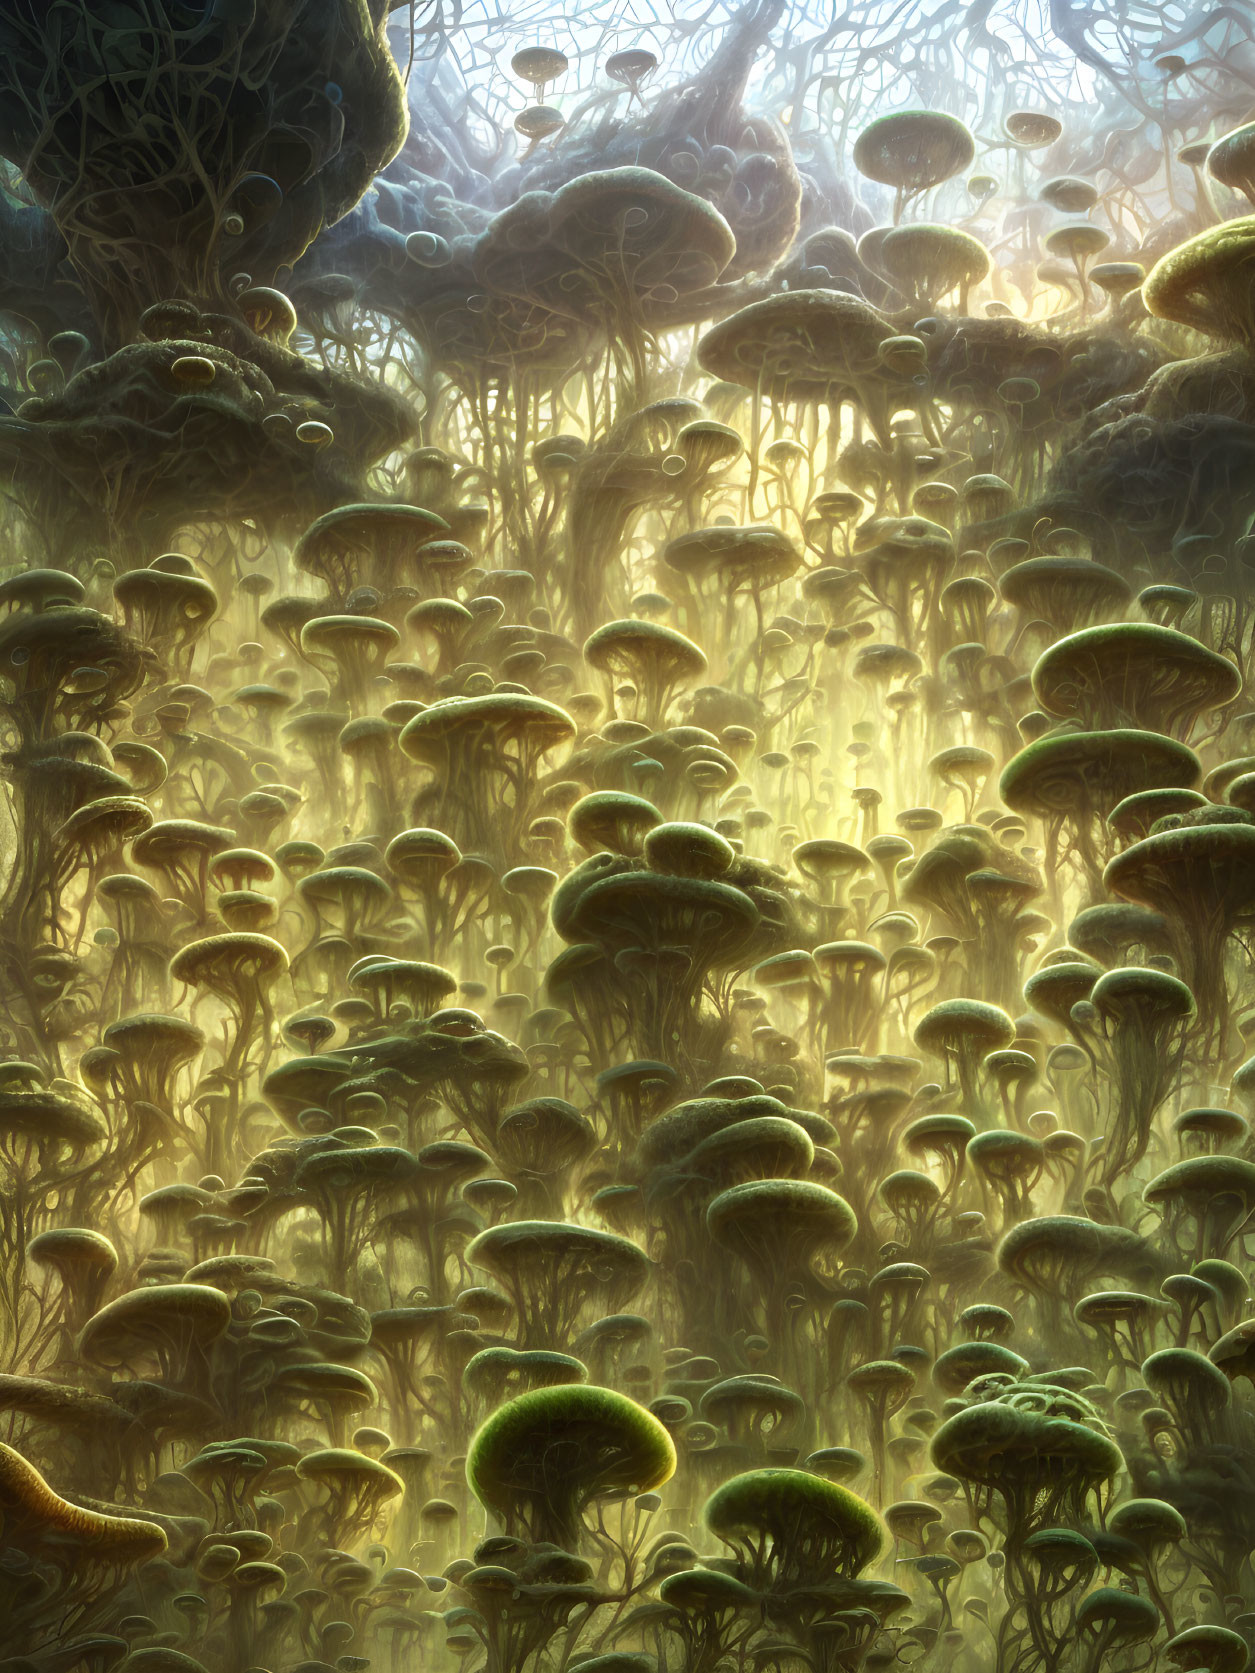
392,0,1255,174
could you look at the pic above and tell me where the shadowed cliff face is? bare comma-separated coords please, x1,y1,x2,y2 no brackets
0,2,1252,1670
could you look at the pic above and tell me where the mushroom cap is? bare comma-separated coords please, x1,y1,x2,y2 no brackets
1006,111,1063,146
467,1219,650,1288
1039,176,1099,214
0,568,85,609
511,46,569,82
997,1215,1163,1294
1105,821,1255,918
399,693,575,761
1143,216,1255,341
1090,964,1195,1024
688,1115,815,1183
301,613,400,656
698,289,895,404
1210,1317,1255,1384
1031,622,1240,733
270,1360,379,1408
1145,1154,1255,1211
1107,1496,1188,1545
0,1441,167,1561
605,48,657,84
0,1088,104,1148
933,1340,1030,1394
474,168,736,315
103,1003,204,1057
1000,730,1201,819
706,1177,857,1259
568,791,663,857
704,1466,884,1576
466,1383,676,1531
385,826,462,880
28,1225,118,1275
931,1398,1122,1493
0,1373,133,1433
879,222,990,297
78,1284,232,1364
914,997,1016,1055
583,619,707,681
664,525,801,587
998,556,1131,625
294,503,448,574
1208,124,1255,195
56,795,154,852
1163,1625,1249,1673
564,863,749,956
295,1447,404,1497
1076,1587,1159,1644
169,932,290,993
463,1345,589,1398
853,110,975,195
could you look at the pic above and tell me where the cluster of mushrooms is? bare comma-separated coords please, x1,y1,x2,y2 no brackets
1,1,1255,1671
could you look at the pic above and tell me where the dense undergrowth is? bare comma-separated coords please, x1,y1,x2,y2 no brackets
0,2,1252,1671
